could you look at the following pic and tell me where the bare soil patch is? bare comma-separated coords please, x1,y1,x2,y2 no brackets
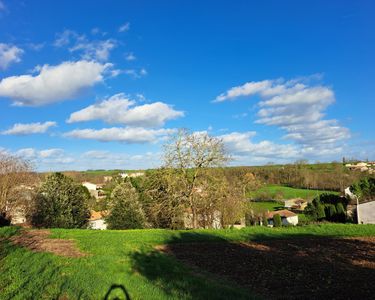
11,229,86,258
160,237,375,299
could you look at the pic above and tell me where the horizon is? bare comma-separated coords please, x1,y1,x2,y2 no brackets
0,1,374,171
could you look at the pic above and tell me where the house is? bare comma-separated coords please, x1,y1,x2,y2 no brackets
265,210,299,226
88,211,107,230
284,198,307,211
82,182,105,199
184,209,222,229
357,201,375,224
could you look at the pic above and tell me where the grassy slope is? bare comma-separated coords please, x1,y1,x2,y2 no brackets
248,184,339,200
1,224,375,300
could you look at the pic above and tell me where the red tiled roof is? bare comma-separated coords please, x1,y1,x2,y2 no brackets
89,211,107,221
266,209,297,219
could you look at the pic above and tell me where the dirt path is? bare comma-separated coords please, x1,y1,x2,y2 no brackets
159,237,375,299
11,229,86,258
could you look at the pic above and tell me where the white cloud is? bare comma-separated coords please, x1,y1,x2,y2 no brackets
2,121,56,135
0,43,23,70
70,39,116,62
54,29,116,62
67,93,184,127
0,60,110,106
15,147,73,165
125,52,136,61
39,148,64,158
64,127,175,143
54,30,81,47
215,77,350,155
119,22,130,32
219,131,299,159
123,68,148,78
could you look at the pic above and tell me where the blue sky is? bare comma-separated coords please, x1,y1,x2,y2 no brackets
0,0,374,171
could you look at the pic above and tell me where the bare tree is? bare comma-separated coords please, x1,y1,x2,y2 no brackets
163,129,229,228
0,153,36,221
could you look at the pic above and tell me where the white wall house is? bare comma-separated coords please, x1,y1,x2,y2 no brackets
88,211,107,230
82,182,105,199
266,210,299,226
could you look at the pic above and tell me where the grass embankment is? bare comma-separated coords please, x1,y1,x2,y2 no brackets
248,184,339,200
1,224,375,299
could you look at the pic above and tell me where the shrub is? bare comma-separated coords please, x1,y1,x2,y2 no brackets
32,172,90,228
273,214,282,227
325,204,337,221
336,202,346,222
106,182,146,229
316,204,326,220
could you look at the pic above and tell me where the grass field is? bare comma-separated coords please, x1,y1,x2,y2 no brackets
1,224,375,299
248,184,339,200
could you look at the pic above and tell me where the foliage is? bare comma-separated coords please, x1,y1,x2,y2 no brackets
305,194,349,223
106,181,146,229
31,172,90,228
273,214,282,227
350,177,375,203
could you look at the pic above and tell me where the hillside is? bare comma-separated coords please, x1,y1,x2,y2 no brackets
1,225,375,299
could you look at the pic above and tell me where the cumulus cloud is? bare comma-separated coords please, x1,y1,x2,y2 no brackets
215,77,350,155
64,127,175,143
67,93,184,127
0,43,23,70
0,60,110,106
1,121,57,135
15,147,73,165
219,131,299,159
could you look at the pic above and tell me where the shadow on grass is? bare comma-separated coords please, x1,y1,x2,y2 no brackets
130,231,375,300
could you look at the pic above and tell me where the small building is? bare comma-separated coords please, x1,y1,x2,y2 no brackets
82,182,105,199
88,211,107,230
284,198,307,211
184,210,222,229
266,210,299,226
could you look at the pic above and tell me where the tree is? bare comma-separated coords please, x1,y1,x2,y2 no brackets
32,172,90,228
0,153,36,222
273,214,282,227
162,129,230,229
106,182,145,229
350,177,375,203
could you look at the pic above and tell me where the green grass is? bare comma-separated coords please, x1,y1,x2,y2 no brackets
248,184,339,200
251,201,284,213
1,224,375,300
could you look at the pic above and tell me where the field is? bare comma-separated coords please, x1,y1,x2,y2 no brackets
1,224,375,299
248,184,339,200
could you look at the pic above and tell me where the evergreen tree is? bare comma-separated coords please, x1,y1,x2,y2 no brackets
32,172,90,228
106,182,146,229
273,214,282,227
